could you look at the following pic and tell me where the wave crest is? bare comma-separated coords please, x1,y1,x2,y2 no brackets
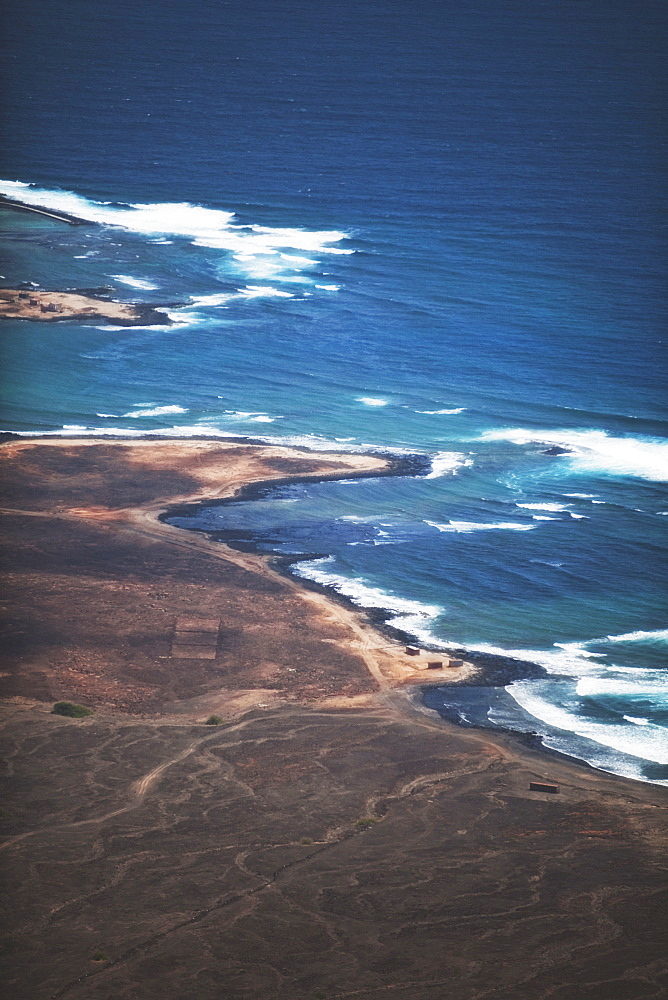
0,179,352,287
479,427,668,482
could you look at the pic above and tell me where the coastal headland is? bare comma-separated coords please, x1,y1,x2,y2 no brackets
0,288,173,327
0,439,665,1000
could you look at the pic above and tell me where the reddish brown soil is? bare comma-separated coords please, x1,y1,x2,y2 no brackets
0,439,665,1000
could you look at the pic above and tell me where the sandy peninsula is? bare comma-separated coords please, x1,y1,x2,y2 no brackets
0,438,665,1000
0,289,173,326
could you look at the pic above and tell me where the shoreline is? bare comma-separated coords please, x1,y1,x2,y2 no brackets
0,435,657,787
138,442,667,788
2,435,666,999
160,460,548,691
0,287,174,326
157,454,668,787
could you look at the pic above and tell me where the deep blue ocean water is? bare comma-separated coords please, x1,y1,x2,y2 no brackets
1,0,666,783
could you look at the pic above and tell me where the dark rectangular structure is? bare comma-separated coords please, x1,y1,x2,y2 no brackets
529,781,560,794
171,617,220,659
173,630,218,645
405,647,420,656
427,661,442,670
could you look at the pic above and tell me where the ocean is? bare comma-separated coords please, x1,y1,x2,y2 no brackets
1,0,666,784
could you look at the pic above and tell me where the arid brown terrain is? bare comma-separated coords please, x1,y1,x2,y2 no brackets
0,289,172,326
0,440,666,1000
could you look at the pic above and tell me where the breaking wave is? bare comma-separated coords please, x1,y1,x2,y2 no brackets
507,679,668,766
478,427,668,481
415,407,466,415
293,557,442,625
516,502,570,512
424,452,473,479
110,274,159,290
425,519,535,532
122,405,188,418
0,179,352,286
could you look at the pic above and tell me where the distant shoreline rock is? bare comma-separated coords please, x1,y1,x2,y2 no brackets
542,445,573,456
0,288,173,327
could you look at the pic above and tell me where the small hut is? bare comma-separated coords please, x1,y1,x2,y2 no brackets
529,781,560,794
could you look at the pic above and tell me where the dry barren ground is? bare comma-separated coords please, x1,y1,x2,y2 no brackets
0,440,666,1000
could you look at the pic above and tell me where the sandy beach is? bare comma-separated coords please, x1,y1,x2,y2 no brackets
0,438,665,999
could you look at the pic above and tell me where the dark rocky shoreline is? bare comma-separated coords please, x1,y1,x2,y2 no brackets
161,450,548,690
0,284,176,327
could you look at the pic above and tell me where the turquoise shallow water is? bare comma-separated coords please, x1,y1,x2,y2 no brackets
1,0,666,782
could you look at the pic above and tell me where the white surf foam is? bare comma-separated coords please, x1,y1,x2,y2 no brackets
453,639,606,676
465,631,668,680
603,628,668,644
21,425,237,439
293,557,441,621
415,408,466,415
479,427,668,482
187,292,236,307
493,631,668,680
315,284,340,291
424,452,473,479
239,285,295,298
576,674,667,701
507,680,668,764
425,519,535,533
122,405,188,418
356,397,388,406
238,433,414,456
280,253,317,266
0,179,352,286
221,410,281,423
110,274,159,291
516,502,570,512
538,734,667,786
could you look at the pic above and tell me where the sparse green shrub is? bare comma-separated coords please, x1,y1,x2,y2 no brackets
300,837,313,845
204,715,223,726
91,950,108,962
52,702,93,718
355,817,378,830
